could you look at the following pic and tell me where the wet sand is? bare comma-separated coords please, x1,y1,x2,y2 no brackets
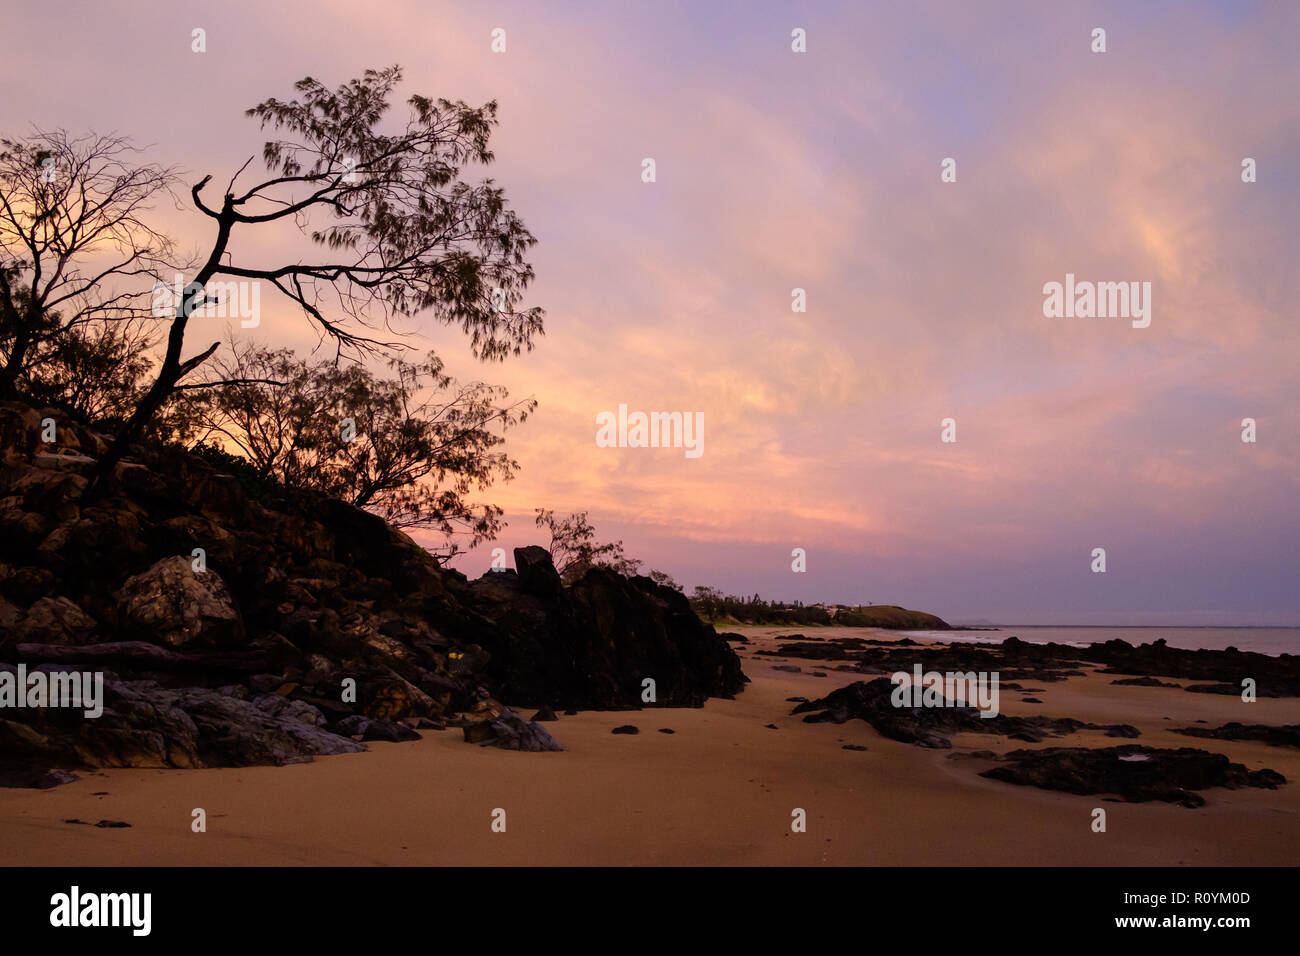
2,626,1297,866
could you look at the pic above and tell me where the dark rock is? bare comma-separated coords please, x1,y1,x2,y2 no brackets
1112,676,1180,688
981,745,1286,807
0,401,738,781
793,678,1141,749
1021,697,1043,703
658,728,674,734
464,709,562,751
1104,725,1142,738
465,563,745,709
0,766,79,789
841,744,868,751
531,706,558,722
360,719,421,742
513,546,562,597
1173,722,1300,749
611,724,639,735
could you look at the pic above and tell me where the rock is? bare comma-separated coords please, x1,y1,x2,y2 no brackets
1173,722,1300,749
1104,725,1142,738
463,709,562,751
612,725,639,735
0,399,746,782
360,719,421,742
772,665,802,673
981,745,1286,807
0,766,79,789
513,546,562,597
11,596,97,644
658,728,674,734
531,706,558,722
64,819,131,828
842,744,868,751
116,556,243,649
793,678,1140,749
0,679,365,776
1112,676,1180,688
1021,697,1043,703
466,563,745,709
334,715,371,738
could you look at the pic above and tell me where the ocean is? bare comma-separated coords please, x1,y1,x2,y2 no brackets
915,625,1299,657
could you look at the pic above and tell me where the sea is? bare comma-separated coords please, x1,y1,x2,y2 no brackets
913,625,1299,657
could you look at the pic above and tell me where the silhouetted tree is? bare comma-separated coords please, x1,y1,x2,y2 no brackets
0,131,178,400
648,570,681,591
174,339,534,559
534,509,640,583
89,65,543,493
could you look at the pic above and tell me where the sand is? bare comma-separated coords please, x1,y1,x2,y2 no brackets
3,626,1298,866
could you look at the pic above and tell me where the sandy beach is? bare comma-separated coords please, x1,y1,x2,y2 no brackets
3,626,1296,867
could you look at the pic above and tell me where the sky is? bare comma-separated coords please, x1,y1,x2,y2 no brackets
2,0,1297,624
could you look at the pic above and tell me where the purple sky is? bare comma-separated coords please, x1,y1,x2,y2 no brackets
3,1,1297,624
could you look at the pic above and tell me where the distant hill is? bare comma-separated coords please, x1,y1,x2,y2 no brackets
831,605,951,629
704,604,950,630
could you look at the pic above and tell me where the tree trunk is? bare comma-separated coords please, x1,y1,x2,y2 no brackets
82,204,232,499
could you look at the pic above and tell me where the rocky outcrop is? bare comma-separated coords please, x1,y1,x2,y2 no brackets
980,745,1286,808
1173,722,1300,749
766,633,1300,696
792,678,1139,749
462,555,746,709
0,402,744,785
0,676,365,770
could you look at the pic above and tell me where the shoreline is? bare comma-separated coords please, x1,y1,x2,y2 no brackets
4,628,1296,867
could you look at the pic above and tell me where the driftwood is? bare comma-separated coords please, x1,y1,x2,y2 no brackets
12,641,268,672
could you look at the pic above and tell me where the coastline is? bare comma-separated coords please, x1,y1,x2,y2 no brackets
4,627,1296,867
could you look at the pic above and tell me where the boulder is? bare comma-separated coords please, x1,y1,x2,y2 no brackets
463,708,562,751
513,545,562,597
116,556,243,649
12,596,97,644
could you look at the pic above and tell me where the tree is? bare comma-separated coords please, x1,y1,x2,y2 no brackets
534,509,640,583
0,130,178,400
648,570,682,591
174,339,535,559
18,308,156,425
690,586,723,620
89,65,544,493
